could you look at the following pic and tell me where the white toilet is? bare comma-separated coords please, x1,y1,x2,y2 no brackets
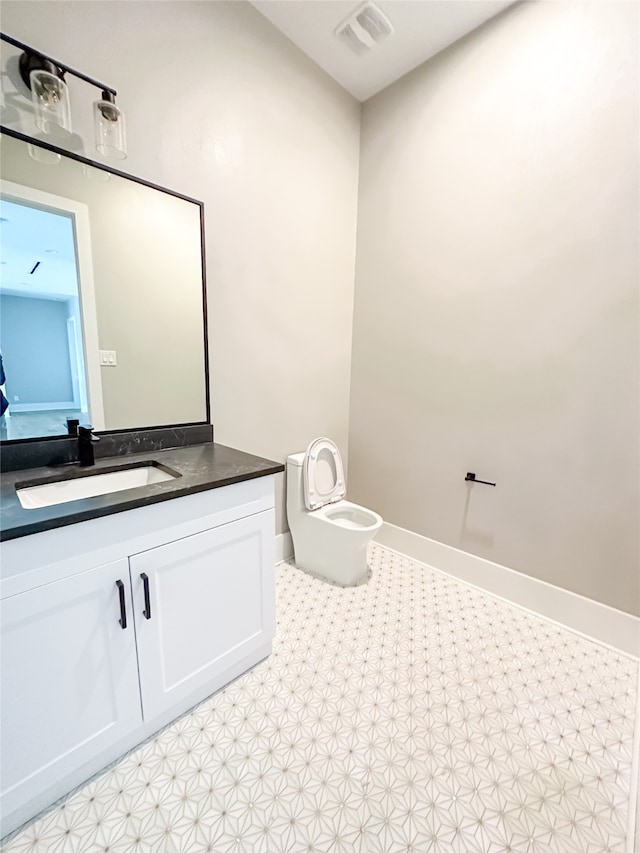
287,437,382,586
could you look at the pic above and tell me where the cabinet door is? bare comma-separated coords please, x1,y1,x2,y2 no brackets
131,510,275,722
0,559,142,823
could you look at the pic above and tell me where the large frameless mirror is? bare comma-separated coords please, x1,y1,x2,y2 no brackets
0,129,209,442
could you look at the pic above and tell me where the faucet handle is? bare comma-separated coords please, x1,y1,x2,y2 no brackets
78,425,100,442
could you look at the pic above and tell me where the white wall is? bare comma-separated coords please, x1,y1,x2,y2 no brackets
0,1,361,532
0,295,73,404
348,1,640,615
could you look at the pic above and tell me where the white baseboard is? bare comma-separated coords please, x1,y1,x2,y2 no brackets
275,531,293,563
629,678,640,852
376,522,640,659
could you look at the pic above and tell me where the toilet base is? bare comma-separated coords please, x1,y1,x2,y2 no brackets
293,558,372,588
290,536,371,586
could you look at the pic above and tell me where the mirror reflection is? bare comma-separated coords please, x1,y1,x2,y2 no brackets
0,131,208,442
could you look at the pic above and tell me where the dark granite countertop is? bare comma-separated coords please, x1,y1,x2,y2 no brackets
0,443,284,542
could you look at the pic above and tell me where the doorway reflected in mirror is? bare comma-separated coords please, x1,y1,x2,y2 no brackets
0,189,98,440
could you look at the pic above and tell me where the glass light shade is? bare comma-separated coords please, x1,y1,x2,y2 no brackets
29,68,72,137
27,143,61,165
81,163,111,183
94,97,127,160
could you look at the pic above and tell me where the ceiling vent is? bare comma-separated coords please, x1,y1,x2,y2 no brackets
335,2,394,55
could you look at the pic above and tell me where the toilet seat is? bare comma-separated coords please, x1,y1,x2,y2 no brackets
303,437,345,510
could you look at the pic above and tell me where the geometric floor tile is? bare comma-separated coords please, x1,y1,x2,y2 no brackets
3,543,638,852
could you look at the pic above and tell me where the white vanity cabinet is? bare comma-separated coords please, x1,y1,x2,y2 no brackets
0,475,276,839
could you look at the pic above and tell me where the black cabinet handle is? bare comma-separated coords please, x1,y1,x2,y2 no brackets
141,573,151,620
116,579,127,629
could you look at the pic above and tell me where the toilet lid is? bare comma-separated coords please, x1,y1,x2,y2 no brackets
303,437,346,510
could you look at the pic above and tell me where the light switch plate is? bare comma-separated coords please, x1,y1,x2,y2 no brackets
99,350,117,366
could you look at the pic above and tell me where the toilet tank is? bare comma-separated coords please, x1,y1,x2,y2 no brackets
286,452,305,517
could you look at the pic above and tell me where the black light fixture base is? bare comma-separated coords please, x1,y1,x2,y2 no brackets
2,32,116,96
18,50,65,90
97,89,119,122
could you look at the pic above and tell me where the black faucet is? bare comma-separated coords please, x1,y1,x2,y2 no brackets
78,426,100,467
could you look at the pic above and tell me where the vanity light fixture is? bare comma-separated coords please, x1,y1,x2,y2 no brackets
1,32,127,160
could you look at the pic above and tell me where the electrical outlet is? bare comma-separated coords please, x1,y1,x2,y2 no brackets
99,350,117,366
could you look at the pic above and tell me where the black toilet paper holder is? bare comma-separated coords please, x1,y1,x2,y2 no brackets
465,472,496,487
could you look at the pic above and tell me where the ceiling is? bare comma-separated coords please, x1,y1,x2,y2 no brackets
250,0,516,102
0,197,78,300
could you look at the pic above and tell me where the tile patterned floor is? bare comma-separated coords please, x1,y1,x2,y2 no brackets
3,543,639,853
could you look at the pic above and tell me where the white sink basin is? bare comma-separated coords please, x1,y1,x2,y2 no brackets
16,463,180,510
